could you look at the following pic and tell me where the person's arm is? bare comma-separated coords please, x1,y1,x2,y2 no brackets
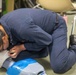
8,24,52,58
21,24,52,51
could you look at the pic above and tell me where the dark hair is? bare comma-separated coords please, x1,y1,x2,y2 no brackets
0,30,5,46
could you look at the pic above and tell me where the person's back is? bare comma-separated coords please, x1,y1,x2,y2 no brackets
0,8,60,33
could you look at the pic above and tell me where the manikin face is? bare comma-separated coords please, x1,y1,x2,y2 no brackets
0,35,9,52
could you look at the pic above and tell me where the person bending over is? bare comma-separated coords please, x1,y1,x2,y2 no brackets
0,8,76,74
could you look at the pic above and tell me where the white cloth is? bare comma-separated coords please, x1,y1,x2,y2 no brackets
0,50,9,68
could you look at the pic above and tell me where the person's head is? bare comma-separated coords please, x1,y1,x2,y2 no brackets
0,30,9,52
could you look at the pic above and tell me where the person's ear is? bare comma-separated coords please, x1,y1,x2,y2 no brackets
2,36,6,44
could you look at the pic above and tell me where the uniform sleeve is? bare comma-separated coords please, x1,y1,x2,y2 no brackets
23,24,52,51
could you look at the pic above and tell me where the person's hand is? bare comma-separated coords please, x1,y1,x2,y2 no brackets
8,44,26,58
70,34,76,46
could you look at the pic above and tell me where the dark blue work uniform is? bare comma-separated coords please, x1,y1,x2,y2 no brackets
0,8,76,73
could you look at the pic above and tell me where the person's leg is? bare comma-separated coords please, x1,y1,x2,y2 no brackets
49,16,76,73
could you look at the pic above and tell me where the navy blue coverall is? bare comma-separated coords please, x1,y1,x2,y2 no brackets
0,8,76,73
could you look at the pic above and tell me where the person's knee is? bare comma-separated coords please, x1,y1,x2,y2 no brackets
51,60,69,74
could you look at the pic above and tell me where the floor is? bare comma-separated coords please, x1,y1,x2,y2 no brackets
0,12,76,75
